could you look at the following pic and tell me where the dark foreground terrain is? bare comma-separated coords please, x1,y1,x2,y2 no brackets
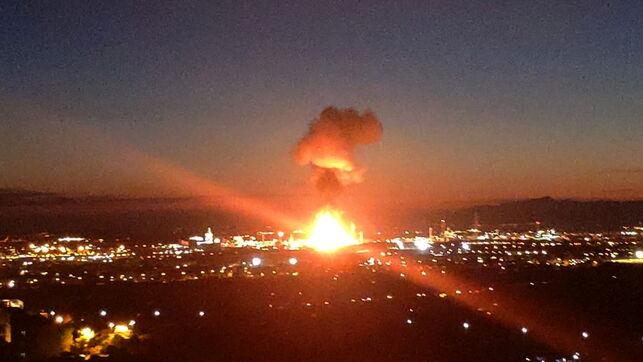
2,253,642,361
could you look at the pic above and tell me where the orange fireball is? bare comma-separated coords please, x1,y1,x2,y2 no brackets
306,208,358,252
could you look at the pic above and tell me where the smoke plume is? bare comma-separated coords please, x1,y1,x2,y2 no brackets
294,107,383,198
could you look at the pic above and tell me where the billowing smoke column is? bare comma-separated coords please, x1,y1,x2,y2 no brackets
294,106,383,199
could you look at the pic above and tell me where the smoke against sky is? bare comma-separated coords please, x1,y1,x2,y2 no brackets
0,1,642,206
294,107,383,198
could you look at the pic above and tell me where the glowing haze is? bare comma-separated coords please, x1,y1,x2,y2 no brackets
1,2,642,211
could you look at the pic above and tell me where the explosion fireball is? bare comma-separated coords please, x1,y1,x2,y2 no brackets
306,208,358,252
295,107,380,252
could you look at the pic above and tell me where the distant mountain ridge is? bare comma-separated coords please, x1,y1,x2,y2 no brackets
0,189,238,240
0,188,189,206
1,190,641,237
0,188,72,206
429,196,643,230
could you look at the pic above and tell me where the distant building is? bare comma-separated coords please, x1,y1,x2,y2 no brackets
0,298,60,360
189,227,218,246
0,308,10,343
204,227,214,244
1,300,24,310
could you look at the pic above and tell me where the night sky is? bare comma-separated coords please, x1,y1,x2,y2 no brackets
1,1,642,211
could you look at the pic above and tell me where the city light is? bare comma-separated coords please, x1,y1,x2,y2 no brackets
0,219,639,361
581,331,589,339
114,324,129,334
414,237,431,251
635,250,643,259
79,327,95,340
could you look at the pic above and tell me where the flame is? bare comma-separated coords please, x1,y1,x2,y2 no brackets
306,208,358,252
312,156,355,171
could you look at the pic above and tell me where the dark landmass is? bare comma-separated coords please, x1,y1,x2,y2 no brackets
428,196,643,231
0,189,246,240
1,254,642,362
1,190,642,240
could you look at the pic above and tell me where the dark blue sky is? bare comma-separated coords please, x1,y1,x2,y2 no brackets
1,0,642,207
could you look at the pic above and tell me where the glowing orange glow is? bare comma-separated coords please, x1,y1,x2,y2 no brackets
112,324,132,338
78,327,95,340
313,156,354,171
69,123,301,229
306,208,358,252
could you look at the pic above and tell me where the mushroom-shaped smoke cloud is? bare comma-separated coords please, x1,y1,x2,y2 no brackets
294,106,383,199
